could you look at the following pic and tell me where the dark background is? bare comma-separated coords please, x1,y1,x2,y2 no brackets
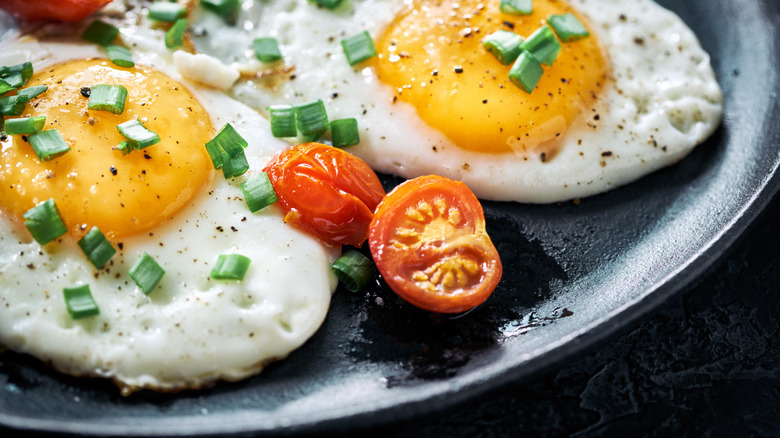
340,193,780,437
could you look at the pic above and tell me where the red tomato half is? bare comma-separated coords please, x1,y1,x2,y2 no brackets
369,175,502,314
0,0,111,22
263,143,385,247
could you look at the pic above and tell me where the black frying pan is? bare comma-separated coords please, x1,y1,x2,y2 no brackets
1,0,779,435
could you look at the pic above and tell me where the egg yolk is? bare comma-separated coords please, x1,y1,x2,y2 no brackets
0,59,215,240
373,0,608,158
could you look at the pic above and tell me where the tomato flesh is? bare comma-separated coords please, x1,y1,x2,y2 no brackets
369,175,502,313
0,0,111,22
263,143,385,247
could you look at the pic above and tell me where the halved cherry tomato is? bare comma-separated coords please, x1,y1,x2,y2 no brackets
368,175,502,314
263,142,386,247
0,0,111,22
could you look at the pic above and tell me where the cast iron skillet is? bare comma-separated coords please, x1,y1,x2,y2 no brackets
1,0,779,435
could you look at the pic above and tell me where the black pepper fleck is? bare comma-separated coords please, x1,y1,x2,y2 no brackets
80,87,91,98
454,66,464,74
110,166,117,176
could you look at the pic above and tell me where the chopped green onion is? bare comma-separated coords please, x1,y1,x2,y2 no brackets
201,0,240,16
520,25,561,66
105,45,135,68
220,153,250,179
240,172,277,213
0,78,15,95
332,250,375,292
16,85,48,100
148,2,187,22
117,119,161,150
129,253,165,295
165,18,188,49
63,284,100,319
88,84,128,114
508,50,544,93
330,118,360,147
210,254,251,280
253,37,283,63
482,30,524,65
547,13,590,42
2,72,24,89
307,0,343,9
29,129,70,162
295,99,329,137
204,123,249,178
267,104,297,137
0,94,29,116
82,20,120,46
0,62,33,87
77,226,116,269
341,31,377,66
113,140,131,155
4,116,46,135
500,0,533,15
23,198,67,245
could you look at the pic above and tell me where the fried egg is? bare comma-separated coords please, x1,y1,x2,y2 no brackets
0,4,338,393
198,0,723,203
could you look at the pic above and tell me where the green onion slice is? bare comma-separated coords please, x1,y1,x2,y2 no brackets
500,0,533,15
0,62,33,87
210,254,251,280
332,250,375,292
23,198,67,245
113,140,131,155
2,72,24,89
88,84,128,114
341,31,377,66
330,118,360,147
201,0,240,16
547,13,590,42
240,172,277,213
307,0,343,9
117,119,161,150
509,50,544,93
482,30,524,65
64,284,100,319
295,99,329,137
77,226,117,269
520,25,561,66
129,253,166,295
165,18,188,49
0,78,15,95
29,129,71,162
16,85,48,100
0,94,29,116
253,37,283,63
82,20,120,46
148,2,187,22
105,45,135,68
5,116,46,135
204,123,250,178
268,104,297,138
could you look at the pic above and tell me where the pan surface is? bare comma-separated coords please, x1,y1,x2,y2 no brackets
0,0,779,435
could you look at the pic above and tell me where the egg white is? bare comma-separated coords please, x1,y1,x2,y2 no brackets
0,8,339,392
197,0,723,203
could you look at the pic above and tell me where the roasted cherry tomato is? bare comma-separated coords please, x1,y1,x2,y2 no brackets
368,175,502,314
263,142,386,247
0,0,111,22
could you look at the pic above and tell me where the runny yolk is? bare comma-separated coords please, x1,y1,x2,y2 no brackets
0,59,215,240
373,0,609,158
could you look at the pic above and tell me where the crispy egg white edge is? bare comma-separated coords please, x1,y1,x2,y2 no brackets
219,0,723,203
0,25,340,391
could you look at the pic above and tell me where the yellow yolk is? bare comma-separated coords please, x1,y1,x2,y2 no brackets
373,0,609,157
0,59,215,240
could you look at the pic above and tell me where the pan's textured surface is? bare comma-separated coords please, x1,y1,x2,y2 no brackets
0,0,778,435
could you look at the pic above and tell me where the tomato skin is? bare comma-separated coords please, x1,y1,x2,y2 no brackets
369,175,502,314
0,0,111,22
263,143,385,247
